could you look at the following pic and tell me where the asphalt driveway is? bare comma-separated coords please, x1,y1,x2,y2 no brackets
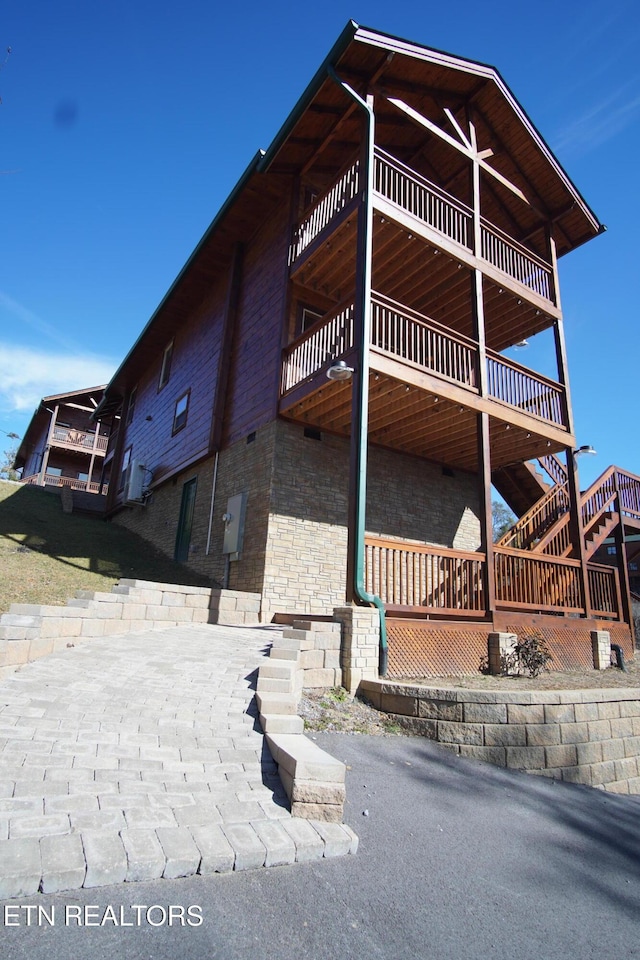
3,730,640,960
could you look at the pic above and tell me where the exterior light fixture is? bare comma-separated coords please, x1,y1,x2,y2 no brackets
326,360,354,381
574,444,597,457
514,339,529,349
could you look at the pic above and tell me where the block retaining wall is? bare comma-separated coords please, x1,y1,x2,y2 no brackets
0,581,260,677
360,678,640,794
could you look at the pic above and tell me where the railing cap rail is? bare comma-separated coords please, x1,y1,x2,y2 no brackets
365,534,485,562
486,347,564,393
371,291,478,351
374,145,473,220
281,298,355,358
493,544,581,567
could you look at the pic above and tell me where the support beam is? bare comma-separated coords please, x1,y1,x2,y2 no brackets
567,448,591,618
477,411,496,617
613,471,634,634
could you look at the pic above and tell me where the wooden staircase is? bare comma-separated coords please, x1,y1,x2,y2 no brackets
492,460,552,517
497,461,640,563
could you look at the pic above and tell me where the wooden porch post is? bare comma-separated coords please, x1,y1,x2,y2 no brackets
39,404,59,486
549,234,574,435
566,447,591,617
477,411,496,616
468,116,495,616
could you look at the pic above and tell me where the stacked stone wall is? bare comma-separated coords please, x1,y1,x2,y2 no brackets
261,420,481,619
0,580,260,677
361,679,640,794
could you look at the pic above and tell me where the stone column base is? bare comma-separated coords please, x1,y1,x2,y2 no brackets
488,632,517,676
333,606,380,694
591,629,611,670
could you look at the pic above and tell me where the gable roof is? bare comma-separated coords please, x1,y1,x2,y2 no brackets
95,21,603,418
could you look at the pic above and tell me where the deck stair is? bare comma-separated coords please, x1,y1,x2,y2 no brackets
498,462,640,563
492,460,552,517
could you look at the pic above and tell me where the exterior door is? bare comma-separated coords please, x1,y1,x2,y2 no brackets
174,477,197,563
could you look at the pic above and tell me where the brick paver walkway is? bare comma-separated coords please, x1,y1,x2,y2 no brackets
0,624,356,897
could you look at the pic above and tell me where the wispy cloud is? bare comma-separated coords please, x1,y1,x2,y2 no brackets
0,291,84,355
552,80,640,158
0,343,116,414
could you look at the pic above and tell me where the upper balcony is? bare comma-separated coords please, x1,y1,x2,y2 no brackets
279,293,573,471
288,149,560,352
50,426,109,456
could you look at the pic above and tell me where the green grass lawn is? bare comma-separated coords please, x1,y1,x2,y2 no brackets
0,481,210,614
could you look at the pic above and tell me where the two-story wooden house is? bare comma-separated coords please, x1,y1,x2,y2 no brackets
94,22,636,676
16,386,111,498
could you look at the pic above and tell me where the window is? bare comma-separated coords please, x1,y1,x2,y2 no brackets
126,387,137,426
46,467,62,477
300,305,324,334
172,391,190,434
158,341,174,390
119,446,132,492
77,472,89,482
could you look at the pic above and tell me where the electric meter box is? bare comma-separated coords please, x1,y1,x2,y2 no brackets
222,493,247,557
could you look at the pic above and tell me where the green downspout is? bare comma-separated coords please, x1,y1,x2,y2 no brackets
327,66,388,677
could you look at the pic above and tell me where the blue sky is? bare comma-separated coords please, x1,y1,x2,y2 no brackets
2,0,639,488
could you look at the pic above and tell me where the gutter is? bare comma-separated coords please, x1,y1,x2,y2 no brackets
327,65,388,677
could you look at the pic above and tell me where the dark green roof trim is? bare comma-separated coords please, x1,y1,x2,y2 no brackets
94,148,266,416
257,19,359,174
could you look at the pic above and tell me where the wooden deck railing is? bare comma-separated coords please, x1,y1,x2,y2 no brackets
281,302,355,393
288,147,555,306
288,159,360,264
373,148,472,249
365,536,486,615
480,219,552,301
21,474,107,494
613,468,640,521
587,563,621,619
486,352,565,426
370,294,477,388
497,482,569,550
374,148,553,303
52,427,108,452
282,293,566,431
494,546,583,613
581,467,617,531
364,536,600,618
538,453,567,487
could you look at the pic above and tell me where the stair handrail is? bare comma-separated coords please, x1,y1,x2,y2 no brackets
611,466,640,521
537,453,567,488
580,465,616,529
496,481,569,550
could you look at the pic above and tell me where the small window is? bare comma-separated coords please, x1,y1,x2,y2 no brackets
119,446,132,492
299,305,324,334
77,472,89,482
173,391,190,434
158,341,174,390
126,387,137,426
607,545,616,556
46,467,62,477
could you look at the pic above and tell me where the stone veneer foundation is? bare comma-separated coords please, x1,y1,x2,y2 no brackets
360,678,640,794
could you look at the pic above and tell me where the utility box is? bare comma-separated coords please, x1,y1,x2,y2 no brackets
222,493,247,559
124,460,146,503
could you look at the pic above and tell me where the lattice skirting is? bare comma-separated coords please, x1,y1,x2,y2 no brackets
387,615,634,678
